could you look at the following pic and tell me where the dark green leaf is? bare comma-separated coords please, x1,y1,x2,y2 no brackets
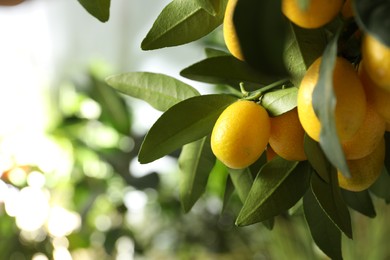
89,76,131,135
303,188,343,260
138,94,237,163
228,167,254,203
233,0,288,77
77,0,110,22
222,174,234,213
370,168,390,203
354,0,390,47
236,159,311,226
262,218,275,230
141,0,227,50
261,87,298,116
341,189,376,218
106,72,200,112
304,134,331,183
205,48,230,58
178,136,216,212
311,170,352,238
312,30,351,178
284,23,326,86
180,56,281,88
384,132,390,173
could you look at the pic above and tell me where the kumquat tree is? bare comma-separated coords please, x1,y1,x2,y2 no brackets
90,0,389,259
2,0,390,259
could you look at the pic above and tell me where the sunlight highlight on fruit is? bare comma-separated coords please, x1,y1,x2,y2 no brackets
211,100,270,169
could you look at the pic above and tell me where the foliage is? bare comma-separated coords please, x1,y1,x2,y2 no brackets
100,0,390,258
3,0,390,259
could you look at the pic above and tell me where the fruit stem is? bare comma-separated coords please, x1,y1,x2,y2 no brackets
242,78,291,101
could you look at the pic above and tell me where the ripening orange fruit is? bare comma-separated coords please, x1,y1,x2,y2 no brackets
362,34,390,90
282,0,343,29
359,62,390,122
211,100,270,169
223,0,244,60
338,138,385,192
297,57,366,142
342,105,385,160
269,108,307,161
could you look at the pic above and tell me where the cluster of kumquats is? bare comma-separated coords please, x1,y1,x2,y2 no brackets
210,0,390,192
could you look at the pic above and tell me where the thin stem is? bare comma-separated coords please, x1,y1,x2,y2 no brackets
242,78,291,101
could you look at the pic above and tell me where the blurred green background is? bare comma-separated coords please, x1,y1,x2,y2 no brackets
0,1,390,259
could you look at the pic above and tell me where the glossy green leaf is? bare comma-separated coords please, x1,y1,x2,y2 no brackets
228,167,254,203
311,170,352,238
354,0,390,47
303,188,342,260
341,189,376,218
77,0,110,22
89,76,131,135
312,30,351,178
180,56,282,87
370,168,390,203
236,159,311,226
303,134,331,183
284,23,326,86
261,87,298,116
106,72,200,112
141,0,227,50
179,136,215,212
139,94,237,163
233,0,288,77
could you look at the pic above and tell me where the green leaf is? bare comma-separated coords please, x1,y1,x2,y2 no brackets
261,87,298,116
141,0,227,50
312,30,351,178
138,94,237,163
384,132,390,173
77,0,110,22
205,48,230,58
207,159,229,196
222,174,235,212
228,167,254,203
303,188,343,260
236,159,311,226
303,134,331,183
310,170,352,238
354,0,390,47
233,0,288,77
89,76,131,135
180,56,281,88
106,72,200,112
284,22,327,86
370,168,390,203
341,189,376,218
178,136,215,212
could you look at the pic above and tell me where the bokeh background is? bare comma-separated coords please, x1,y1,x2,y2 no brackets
0,1,390,259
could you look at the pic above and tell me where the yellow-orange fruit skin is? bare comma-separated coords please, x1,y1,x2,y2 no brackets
342,105,385,160
269,108,307,161
223,0,244,60
297,57,366,142
338,138,385,192
362,34,390,90
360,62,390,122
282,0,343,29
211,100,271,169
